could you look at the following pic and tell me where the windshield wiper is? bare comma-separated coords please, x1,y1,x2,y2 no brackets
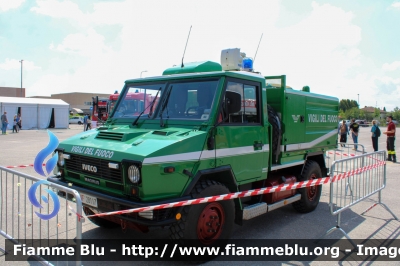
132,87,161,126
159,85,173,127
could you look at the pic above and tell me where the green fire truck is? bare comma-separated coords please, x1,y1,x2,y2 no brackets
49,48,339,244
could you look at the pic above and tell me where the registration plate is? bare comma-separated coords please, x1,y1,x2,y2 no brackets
81,193,98,208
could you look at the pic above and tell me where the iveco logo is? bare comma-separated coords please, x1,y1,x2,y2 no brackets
82,164,98,173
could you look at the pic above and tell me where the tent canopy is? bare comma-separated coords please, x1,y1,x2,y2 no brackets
0,96,70,129
71,108,84,114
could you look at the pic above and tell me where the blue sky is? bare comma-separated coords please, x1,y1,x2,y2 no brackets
1,0,400,111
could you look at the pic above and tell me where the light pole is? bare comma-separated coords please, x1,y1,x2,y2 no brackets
140,70,147,78
357,94,359,107
19,59,23,97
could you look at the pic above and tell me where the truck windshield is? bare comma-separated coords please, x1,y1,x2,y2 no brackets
111,79,219,121
156,79,219,121
112,84,164,118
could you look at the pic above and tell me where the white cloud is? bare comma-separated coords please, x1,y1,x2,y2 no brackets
392,2,400,8
253,2,362,101
53,29,111,56
0,58,41,71
382,61,400,71
0,0,25,11
24,0,398,110
29,73,71,96
31,0,87,26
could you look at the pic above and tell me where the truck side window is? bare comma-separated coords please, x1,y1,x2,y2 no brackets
223,81,259,124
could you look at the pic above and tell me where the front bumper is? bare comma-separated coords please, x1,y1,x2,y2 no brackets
47,176,191,226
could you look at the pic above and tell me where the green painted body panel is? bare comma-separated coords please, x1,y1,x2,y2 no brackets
265,77,338,163
56,62,339,208
162,61,222,75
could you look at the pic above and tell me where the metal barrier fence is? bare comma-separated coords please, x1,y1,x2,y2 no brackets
320,150,398,246
0,166,83,266
325,143,366,174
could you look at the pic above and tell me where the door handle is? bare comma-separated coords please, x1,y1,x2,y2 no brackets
253,142,263,148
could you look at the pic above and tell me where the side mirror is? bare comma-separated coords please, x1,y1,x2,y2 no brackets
225,91,242,114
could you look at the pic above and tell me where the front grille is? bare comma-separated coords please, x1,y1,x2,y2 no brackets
69,172,80,179
65,154,122,182
96,131,124,141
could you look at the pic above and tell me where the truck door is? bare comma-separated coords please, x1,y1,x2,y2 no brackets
215,79,268,183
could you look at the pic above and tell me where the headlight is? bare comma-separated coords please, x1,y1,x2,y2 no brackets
57,151,64,167
128,165,141,184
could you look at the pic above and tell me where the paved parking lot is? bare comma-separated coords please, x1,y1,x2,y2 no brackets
0,124,399,265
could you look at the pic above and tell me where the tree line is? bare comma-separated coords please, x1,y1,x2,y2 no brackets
339,99,399,122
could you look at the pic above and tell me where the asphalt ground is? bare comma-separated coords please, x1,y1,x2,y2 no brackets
0,124,399,266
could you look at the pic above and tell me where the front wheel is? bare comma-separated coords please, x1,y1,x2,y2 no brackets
292,160,322,213
170,180,234,245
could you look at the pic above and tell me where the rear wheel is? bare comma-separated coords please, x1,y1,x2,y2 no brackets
78,121,82,125
292,160,322,213
170,180,234,245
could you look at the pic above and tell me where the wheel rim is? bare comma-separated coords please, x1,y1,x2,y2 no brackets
196,202,225,244
307,173,318,201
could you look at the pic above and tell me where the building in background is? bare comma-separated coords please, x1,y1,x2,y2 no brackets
0,87,26,97
361,106,387,120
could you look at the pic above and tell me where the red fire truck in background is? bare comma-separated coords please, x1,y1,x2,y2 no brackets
108,92,120,115
92,91,158,125
91,97,109,124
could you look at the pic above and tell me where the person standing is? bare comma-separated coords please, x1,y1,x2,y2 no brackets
383,115,396,162
1,111,8,135
16,113,21,131
370,120,379,151
83,114,88,131
338,120,349,147
86,115,92,131
12,115,18,133
349,119,359,150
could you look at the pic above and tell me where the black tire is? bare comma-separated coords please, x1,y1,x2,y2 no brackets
267,105,282,163
78,121,82,125
170,180,234,246
83,206,119,228
292,161,322,213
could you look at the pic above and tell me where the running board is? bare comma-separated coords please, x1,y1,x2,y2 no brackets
242,194,301,220
268,194,301,212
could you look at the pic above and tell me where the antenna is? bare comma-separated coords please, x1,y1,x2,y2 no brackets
181,25,192,68
253,33,263,63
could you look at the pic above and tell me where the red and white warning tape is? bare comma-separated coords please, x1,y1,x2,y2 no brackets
5,163,45,169
328,151,356,157
86,177,330,218
86,160,386,218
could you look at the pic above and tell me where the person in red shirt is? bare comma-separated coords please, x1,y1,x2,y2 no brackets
383,115,396,162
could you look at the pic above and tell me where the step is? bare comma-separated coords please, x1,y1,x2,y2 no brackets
242,194,302,220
